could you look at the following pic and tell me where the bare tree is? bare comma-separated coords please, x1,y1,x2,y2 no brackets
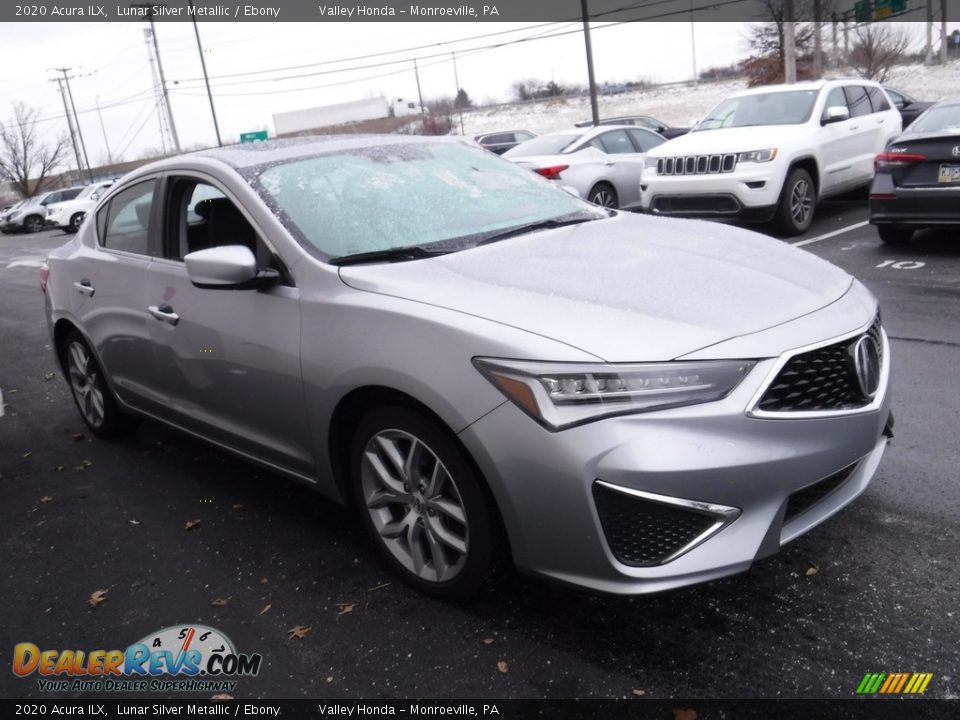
849,24,913,83
0,102,68,198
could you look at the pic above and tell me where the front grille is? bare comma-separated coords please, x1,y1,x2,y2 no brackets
593,482,721,566
657,154,736,175
784,463,858,523
757,316,884,412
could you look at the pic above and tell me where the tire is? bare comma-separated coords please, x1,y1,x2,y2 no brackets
350,406,496,600
587,183,619,209
24,214,45,234
877,224,914,244
775,168,816,236
61,331,123,439
67,212,85,233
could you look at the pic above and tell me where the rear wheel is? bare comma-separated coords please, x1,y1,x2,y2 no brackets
350,406,496,600
588,183,619,209
24,214,44,233
61,331,123,439
775,168,816,236
877,224,914,244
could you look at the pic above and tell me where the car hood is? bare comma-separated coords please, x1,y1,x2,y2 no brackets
650,125,804,156
337,213,852,362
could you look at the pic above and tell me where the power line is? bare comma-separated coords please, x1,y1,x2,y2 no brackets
116,100,163,159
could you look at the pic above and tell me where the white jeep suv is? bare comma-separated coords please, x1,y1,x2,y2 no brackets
640,79,902,235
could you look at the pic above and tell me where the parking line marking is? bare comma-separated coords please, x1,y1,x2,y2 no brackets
792,221,870,247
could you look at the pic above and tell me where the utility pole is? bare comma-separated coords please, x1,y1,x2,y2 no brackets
95,97,113,165
941,0,949,65
689,0,698,86
452,51,464,135
189,0,222,147
926,0,934,65
52,76,84,182
413,58,424,115
55,68,93,182
581,0,599,126
783,0,797,84
813,0,823,78
133,4,181,153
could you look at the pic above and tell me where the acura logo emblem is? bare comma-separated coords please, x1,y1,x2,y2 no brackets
953,146,960,157
851,335,881,400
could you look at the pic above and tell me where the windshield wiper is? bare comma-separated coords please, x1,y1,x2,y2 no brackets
472,214,601,247
330,245,454,266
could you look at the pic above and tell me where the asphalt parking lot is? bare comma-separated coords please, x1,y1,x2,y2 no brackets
1,198,958,700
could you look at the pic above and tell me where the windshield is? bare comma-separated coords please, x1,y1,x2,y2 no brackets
908,105,960,134
695,90,818,131
248,140,599,260
503,133,581,157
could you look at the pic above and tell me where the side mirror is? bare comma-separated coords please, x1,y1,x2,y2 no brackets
91,193,100,201
184,245,278,289
822,106,850,124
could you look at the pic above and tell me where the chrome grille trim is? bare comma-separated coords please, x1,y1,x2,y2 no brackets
657,153,737,175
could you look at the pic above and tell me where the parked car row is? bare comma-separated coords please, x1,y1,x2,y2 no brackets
493,79,954,241
1,179,116,235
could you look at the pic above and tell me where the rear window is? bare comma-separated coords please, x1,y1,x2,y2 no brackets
908,105,960,133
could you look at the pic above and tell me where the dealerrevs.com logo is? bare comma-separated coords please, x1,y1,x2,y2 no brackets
13,625,262,693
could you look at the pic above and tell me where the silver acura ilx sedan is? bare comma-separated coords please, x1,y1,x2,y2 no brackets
42,135,892,599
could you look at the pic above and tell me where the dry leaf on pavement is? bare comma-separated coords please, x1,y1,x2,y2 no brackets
673,709,698,720
337,602,355,616
210,598,228,607
632,689,646,697
805,563,819,577
210,694,233,700
497,661,508,673
88,589,109,608
482,638,495,645
184,519,201,531
259,604,271,616
287,625,310,639
40,496,52,503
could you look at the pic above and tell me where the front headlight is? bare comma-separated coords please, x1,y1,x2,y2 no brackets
473,357,756,431
643,156,661,170
737,148,777,163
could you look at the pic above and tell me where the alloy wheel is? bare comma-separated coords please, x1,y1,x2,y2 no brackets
360,429,469,584
70,213,85,232
66,340,105,428
590,187,617,207
25,216,43,233
789,179,813,227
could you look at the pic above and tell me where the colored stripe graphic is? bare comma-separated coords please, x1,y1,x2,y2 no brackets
857,672,933,694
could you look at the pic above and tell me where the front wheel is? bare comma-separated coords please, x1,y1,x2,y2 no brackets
24,214,45,234
350,406,497,600
775,168,816,236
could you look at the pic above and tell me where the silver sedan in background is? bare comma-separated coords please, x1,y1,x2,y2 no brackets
43,135,891,599
503,124,667,208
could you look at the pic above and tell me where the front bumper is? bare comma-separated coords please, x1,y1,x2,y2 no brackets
458,320,891,595
640,165,783,221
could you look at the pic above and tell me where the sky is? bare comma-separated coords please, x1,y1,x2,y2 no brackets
0,21,750,167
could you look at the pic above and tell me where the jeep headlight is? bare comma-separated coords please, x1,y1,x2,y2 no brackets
473,358,755,431
737,149,777,163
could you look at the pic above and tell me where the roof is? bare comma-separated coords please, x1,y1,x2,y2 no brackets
193,133,460,171
730,78,884,98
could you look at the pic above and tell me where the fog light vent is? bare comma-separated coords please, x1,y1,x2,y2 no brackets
593,481,738,566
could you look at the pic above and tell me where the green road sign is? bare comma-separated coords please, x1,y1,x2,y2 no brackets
891,0,907,13
240,130,268,143
854,0,872,21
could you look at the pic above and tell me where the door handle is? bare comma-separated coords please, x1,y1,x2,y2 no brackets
73,279,94,297
604,161,616,166
148,304,180,326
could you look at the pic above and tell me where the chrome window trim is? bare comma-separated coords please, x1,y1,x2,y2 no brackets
746,315,889,419
594,479,741,566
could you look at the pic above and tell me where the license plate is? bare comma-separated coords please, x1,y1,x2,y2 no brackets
938,163,960,183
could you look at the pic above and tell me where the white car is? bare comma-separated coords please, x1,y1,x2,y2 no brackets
504,125,666,209
640,79,902,234
45,180,115,234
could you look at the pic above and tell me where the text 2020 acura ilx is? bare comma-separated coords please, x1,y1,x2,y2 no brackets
43,136,892,599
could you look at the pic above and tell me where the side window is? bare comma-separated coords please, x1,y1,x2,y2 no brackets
515,131,535,142
866,86,891,112
822,88,849,121
97,180,155,255
844,86,872,117
885,88,906,108
167,178,282,277
627,128,666,152
597,129,635,154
